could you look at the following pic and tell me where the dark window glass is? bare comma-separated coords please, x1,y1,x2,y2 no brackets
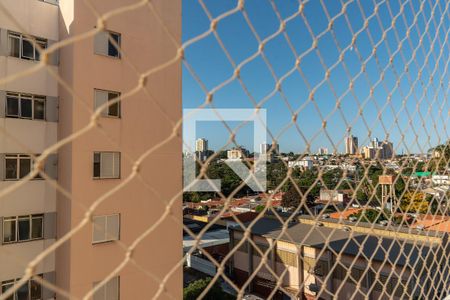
18,218,30,241
108,92,120,117
31,217,43,239
1,281,14,300
34,99,45,120
19,158,31,178
5,158,17,179
3,219,16,243
9,35,20,58
93,153,101,178
21,39,34,59
20,98,32,119
17,282,29,300
6,96,19,117
108,32,120,57
34,40,46,62
30,280,41,300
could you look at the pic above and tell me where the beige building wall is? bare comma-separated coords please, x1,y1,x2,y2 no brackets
0,0,58,289
0,0,58,40
0,240,55,282
57,0,181,298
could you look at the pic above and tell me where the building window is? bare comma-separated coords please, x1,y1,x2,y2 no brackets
1,276,42,300
6,93,46,120
94,90,121,118
39,0,58,5
253,243,270,257
276,249,297,267
93,152,120,179
314,260,329,277
92,214,120,244
4,154,42,180
93,276,119,300
94,30,121,58
333,264,345,281
234,239,248,253
2,214,44,244
5,154,31,180
107,32,120,58
8,32,47,61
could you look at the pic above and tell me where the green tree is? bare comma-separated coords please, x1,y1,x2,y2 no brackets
400,192,429,213
350,208,390,223
254,204,265,213
295,169,320,199
322,169,343,190
281,184,315,208
281,185,301,208
267,162,288,191
183,277,229,300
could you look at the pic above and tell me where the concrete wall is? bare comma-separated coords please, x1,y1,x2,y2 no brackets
0,57,58,96
0,239,55,282
0,118,57,153
57,0,181,298
0,0,58,40
0,181,55,216
0,0,58,284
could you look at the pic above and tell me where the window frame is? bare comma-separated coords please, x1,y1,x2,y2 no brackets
92,214,120,244
2,214,44,244
1,275,43,300
94,89,121,118
93,152,121,179
4,154,42,181
8,31,47,61
93,276,120,300
107,31,121,58
6,92,46,121
275,249,297,267
38,0,59,5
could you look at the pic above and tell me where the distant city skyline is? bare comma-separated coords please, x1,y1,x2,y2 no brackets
183,1,447,155
192,134,401,155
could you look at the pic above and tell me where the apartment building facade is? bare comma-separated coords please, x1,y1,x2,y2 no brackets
0,0,58,298
57,0,181,299
230,217,446,300
0,0,181,299
345,135,358,155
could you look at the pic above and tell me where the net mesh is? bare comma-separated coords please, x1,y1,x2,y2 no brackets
0,0,449,299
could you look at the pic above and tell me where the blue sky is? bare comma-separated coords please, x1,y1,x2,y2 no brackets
182,0,450,154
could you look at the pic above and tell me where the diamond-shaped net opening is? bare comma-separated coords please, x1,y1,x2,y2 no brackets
0,0,449,299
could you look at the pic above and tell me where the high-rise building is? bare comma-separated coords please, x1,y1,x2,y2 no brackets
363,146,377,159
260,143,279,162
345,135,358,155
260,143,279,155
260,143,269,154
0,1,59,296
195,138,208,152
371,137,380,148
317,147,329,155
362,139,394,159
0,0,181,298
57,1,182,298
381,141,394,159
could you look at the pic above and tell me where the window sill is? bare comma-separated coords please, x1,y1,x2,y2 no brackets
92,239,119,245
4,177,45,181
2,237,44,245
5,116,47,122
94,53,122,60
39,0,59,6
93,177,121,180
99,115,121,119
6,55,41,63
